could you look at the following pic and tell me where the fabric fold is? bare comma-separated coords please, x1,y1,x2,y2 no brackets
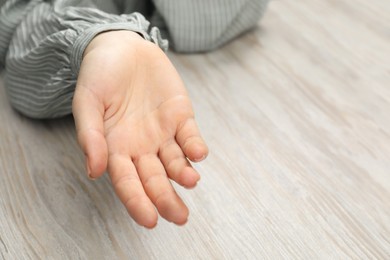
1,1,167,118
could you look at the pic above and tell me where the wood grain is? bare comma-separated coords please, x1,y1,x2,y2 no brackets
0,0,389,258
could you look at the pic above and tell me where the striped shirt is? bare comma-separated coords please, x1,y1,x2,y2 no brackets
0,0,269,118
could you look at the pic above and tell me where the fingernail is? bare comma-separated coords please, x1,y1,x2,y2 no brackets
88,174,96,181
194,154,206,162
177,218,189,226
85,160,95,180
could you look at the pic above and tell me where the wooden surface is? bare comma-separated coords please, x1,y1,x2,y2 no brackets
1,0,390,258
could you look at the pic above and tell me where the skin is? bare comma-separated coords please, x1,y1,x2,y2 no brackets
72,30,209,228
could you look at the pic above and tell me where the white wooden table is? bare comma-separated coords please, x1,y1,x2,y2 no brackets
0,0,389,258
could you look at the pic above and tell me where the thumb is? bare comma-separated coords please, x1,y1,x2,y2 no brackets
72,84,108,180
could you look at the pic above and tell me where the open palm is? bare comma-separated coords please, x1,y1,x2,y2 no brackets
72,31,208,228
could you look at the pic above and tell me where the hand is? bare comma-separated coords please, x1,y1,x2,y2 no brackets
72,31,208,228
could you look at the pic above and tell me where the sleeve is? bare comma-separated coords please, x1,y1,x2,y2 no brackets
151,0,270,53
0,0,167,119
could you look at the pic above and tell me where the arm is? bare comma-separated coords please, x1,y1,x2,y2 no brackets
1,0,208,228
0,0,167,118
152,0,270,52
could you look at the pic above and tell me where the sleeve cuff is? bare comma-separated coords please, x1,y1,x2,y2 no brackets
70,14,169,76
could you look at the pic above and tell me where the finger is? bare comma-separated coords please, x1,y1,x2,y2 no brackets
159,139,200,188
135,154,189,225
73,85,108,179
176,118,209,162
108,154,158,228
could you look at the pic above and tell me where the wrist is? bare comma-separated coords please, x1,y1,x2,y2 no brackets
83,30,145,58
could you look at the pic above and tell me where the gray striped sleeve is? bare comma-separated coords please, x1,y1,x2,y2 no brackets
0,0,39,68
1,0,269,119
0,0,167,119
151,0,270,52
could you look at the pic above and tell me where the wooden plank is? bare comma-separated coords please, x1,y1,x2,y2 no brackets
0,0,389,258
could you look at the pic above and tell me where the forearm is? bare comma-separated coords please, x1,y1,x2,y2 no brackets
0,0,39,67
1,0,166,119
